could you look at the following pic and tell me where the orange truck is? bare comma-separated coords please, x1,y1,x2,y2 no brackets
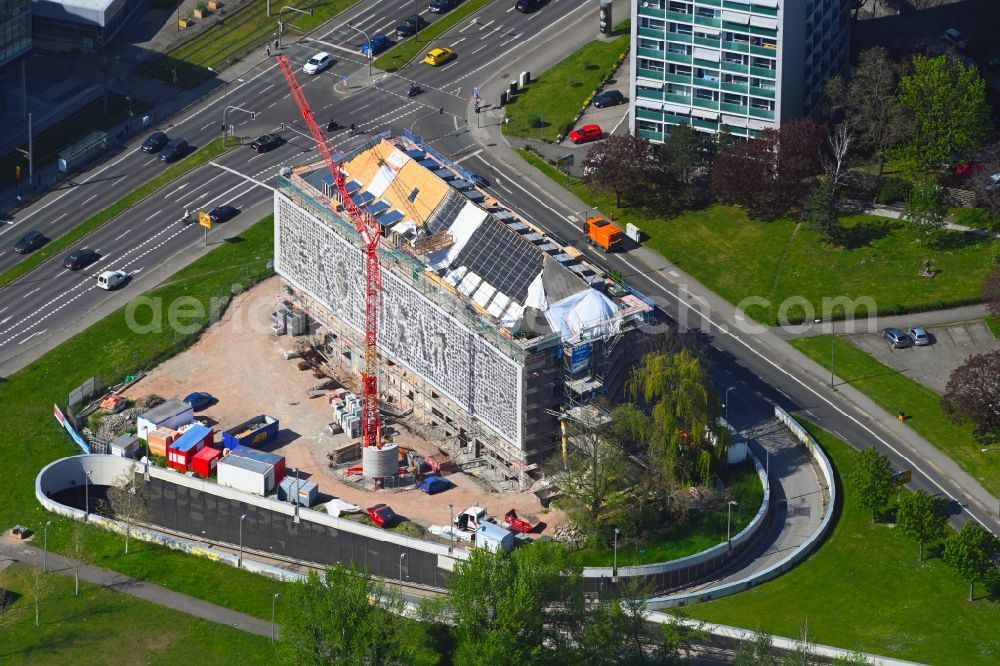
584,216,624,252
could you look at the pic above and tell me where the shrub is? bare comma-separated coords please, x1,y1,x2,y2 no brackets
953,207,1000,231
876,177,912,205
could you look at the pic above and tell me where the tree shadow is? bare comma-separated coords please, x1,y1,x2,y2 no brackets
837,218,897,249
928,230,993,251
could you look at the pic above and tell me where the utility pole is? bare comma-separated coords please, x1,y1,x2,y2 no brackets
28,112,33,186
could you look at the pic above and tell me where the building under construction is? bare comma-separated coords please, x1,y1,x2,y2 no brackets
273,132,654,488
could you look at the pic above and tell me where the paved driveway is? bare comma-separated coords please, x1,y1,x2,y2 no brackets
846,320,1000,394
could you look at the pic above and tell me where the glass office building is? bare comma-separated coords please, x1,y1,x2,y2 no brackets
629,0,850,141
0,0,31,68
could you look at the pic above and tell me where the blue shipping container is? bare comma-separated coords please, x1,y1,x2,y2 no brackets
222,414,278,449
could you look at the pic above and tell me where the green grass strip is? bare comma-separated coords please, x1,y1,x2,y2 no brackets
986,315,1000,339
789,335,1000,495
1,217,284,620
372,0,495,72
0,562,274,662
0,138,234,290
502,33,629,142
144,0,357,89
684,421,1000,664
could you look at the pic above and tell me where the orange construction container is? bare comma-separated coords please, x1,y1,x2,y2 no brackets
147,427,179,458
584,216,623,252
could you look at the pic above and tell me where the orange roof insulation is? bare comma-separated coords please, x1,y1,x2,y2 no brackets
380,158,450,226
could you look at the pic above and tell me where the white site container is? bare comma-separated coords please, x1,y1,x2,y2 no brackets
217,455,275,496
136,399,193,440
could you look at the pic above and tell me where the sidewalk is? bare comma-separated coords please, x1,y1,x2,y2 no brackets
0,534,274,637
465,69,1000,534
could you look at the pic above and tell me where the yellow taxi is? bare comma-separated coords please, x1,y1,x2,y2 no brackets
423,47,454,66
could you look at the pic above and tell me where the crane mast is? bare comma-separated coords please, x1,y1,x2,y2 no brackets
276,55,382,449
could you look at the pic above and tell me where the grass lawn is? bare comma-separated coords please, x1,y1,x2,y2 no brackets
502,33,629,142
371,0,495,72
0,562,274,664
0,138,234,290
569,460,763,567
143,0,355,89
516,150,999,325
987,316,1000,339
683,422,1000,664
789,335,1000,497
0,216,288,620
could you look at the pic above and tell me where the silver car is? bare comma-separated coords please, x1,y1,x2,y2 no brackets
907,327,931,346
881,327,911,348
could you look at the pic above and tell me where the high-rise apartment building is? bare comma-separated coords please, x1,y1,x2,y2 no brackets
629,0,850,141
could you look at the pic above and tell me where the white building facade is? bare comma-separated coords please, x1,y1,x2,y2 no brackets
629,0,850,141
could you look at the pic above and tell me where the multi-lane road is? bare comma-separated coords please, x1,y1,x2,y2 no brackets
1,0,996,541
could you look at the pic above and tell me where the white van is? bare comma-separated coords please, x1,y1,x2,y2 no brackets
97,270,128,290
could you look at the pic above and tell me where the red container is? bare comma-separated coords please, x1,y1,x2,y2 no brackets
192,446,223,477
166,424,213,472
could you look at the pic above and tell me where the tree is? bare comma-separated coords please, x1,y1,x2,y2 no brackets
103,462,150,555
734,628,778,666
849,447,894,524
628,349,728,486
942,350,1000,436
67,522,92,596
895,55,990,173
583,132,655,207
823,47,905,178
279,564,422,665
441,540,582,666
654,123,714,206
804,176,842,245
982,259,1000,319
903,177,947,237
895,489,947,562
709,118,824,218
942,522,1000,601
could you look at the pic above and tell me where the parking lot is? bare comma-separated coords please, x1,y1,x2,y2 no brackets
846,320,1000,393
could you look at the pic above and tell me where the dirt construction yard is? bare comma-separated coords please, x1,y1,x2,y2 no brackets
124,276,566,540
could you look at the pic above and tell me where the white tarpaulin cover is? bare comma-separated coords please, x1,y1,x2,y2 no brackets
545,288,618,341
366,164,397,198
426,202,489,269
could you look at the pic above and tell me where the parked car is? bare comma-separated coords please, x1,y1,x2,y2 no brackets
881,327,911,348
593,89,625,108
396,15,428,38
418,476,451,495
250,134,282,153
429,0,459,13
303,52,332,75
183,391,215,411
159,138,188,162
515,0,544,12
13,230,46,254
361,34,391,57
907,327,931,346
568,123,603,144
141,131,169,153
209,205,240,224
423,47,454,67
367,503,397,528
96,270,128,290
63,248,99,270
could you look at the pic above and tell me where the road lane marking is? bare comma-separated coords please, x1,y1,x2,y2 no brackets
260,83,275,93
460,19,477,33
453,149,483,164
113,228,132,241
165,182,190,198
200,121,214,130
478,19,495,30
143,209,163,222
23,287,40,297
472,43,489,55
49,212,68,225
82,194,99,205
18,329,47,345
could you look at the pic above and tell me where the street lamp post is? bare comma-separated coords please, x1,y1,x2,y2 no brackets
612,527,619,579
239,514,247,568
410,106,441,137
271,592,280,642
724,385,735,425
345,22,372,77
399,553,407,589
448,503,454,552
727,501,738,545
43,521,52,572
277,7,312,50
84,470,92,521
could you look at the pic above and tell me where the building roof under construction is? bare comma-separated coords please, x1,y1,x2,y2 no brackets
296,136,651,342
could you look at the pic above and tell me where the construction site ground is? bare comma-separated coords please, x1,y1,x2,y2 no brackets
124,276,568,541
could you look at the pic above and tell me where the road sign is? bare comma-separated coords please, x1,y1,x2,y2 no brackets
891,469,911,486
198,211,212,229
555,154,574,167
472,86,479,96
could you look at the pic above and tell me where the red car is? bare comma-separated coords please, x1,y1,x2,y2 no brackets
367,503,397,528
569,124,603,144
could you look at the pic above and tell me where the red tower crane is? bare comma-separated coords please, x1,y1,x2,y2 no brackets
276,55,382,449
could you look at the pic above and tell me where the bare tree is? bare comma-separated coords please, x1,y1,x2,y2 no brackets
105,462,150,555
67,522,91,596
823,123,854,196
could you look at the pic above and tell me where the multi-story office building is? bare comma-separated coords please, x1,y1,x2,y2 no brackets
629,0,850,141
0,0,30,114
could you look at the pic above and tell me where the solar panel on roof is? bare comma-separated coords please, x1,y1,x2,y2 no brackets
451,220,543,303
425,191,467,235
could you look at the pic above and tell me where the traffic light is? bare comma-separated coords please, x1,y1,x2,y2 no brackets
15,165,21,181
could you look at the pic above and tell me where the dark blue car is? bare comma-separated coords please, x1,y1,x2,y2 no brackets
361,34,391,57
184,392,215,411
419,476,451,495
